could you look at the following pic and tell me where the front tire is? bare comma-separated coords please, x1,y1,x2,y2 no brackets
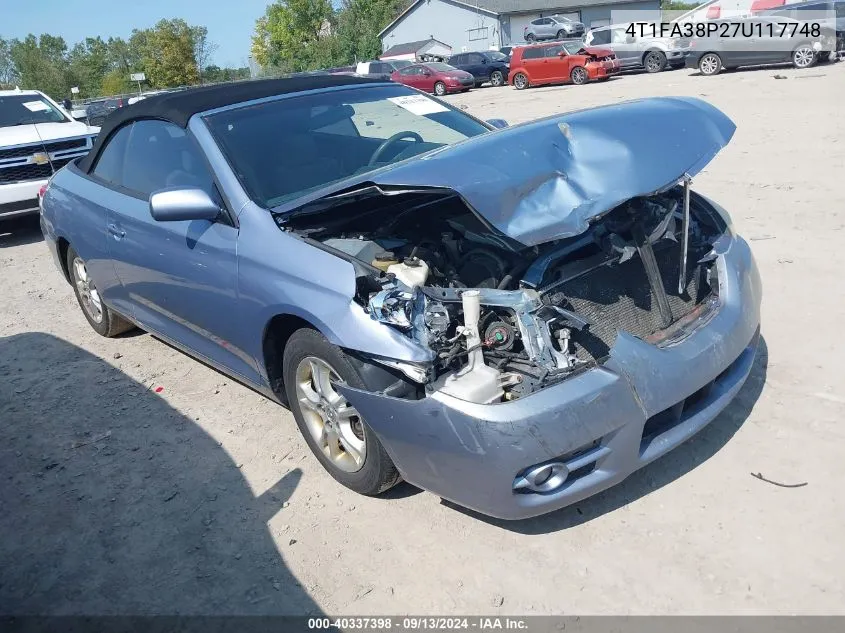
512,72,529,90
644,50,667,73
434,81,447,96
556,30,567,40
67,246,133,337
570,66,589,85
698,53,722,76
490,70,505,87
792,44,817,69
283,328,400,496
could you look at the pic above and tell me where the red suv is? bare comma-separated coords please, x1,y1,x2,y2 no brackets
509,41,619,89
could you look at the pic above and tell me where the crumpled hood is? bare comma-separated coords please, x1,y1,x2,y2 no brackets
368,96,735,246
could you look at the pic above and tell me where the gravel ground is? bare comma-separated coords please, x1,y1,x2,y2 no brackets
1,61,844,616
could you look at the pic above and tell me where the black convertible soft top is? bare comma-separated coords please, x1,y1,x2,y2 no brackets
78,75,383,173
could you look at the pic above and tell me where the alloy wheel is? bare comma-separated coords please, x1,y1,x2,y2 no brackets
645,52,664,72
699,54,720,75
513,73,528,89
295,356,366,473
793,46,815,68
571,67,588,85
434,82,446,96
491,71,504,87
72,257,103,323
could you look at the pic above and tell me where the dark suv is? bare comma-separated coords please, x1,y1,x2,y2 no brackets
447,51,510,86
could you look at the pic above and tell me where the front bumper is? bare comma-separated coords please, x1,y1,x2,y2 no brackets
0,180,45,219
589,60,621,78
339,235,762,520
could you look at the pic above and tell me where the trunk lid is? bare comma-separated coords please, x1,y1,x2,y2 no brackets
366,96,735,246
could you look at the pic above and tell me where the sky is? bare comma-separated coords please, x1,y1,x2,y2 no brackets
1,0,282,68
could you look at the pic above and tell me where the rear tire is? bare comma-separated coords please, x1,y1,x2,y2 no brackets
698,53,722,76
792,44,817,69
570,66,589,85
434,81,447,96
283,328,400,496
525,33,536,43
66,246,134,338
644,50,667,73
513,72,529,90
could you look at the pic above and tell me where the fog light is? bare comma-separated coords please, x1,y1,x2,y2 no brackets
513,462,569,493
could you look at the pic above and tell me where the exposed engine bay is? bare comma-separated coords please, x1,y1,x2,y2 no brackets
280,182,728,404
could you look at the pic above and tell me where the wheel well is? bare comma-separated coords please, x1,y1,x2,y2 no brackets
642,48,665,63
262,314,314,402
56,237,72,284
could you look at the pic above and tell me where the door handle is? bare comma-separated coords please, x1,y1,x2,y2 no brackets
107,223,126,239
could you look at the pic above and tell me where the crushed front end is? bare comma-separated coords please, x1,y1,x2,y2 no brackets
277,97,761,519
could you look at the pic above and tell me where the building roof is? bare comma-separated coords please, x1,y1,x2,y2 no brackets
380,38,451,58
379,0,653,38
77,75,381,173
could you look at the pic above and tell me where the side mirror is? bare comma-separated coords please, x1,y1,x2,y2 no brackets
149,187,220,222
487,118,509,129
423,70,432,76
625,36,636,44
482,58,488,64
71,109,88,122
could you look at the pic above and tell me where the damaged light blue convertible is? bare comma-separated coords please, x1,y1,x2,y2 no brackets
40,76,761,519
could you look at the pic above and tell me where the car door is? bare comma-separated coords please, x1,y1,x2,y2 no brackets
100,119,256,381
729,19,772,65
544,44,570,81
416,65,438,92
468,53,490,81
519,46,548,82
398,65,424,90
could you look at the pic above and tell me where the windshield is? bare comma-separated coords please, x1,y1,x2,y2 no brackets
487,51,508,61
424,62,457,72
563,41,587,54
0,94,68,127
205,84,489,208
390,60,413,70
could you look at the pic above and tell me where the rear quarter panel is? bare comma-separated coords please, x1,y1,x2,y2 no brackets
40,165,121,304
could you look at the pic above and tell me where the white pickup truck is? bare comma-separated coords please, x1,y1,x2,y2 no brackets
1,88,99,220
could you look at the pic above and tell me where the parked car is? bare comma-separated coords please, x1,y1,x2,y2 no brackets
355,59,413,80
40,75,761,520
585,24,690,72
762,0,845,59
390,62,475,95
447,50,510,86
84,97,125,126
524,15,586,42
0,88,98,221
686,16,826,75
509,41,620,89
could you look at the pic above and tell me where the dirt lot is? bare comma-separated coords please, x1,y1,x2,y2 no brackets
2,61,844,616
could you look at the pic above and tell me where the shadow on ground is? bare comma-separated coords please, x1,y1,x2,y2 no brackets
0,332,321,616
0,216,43,249
446,336,769,534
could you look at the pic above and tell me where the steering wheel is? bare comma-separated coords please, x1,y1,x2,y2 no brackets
368,131,424,166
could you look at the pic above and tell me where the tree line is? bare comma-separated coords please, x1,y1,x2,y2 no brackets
0,1,414,100
0,18,249,100
251,0,410,73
